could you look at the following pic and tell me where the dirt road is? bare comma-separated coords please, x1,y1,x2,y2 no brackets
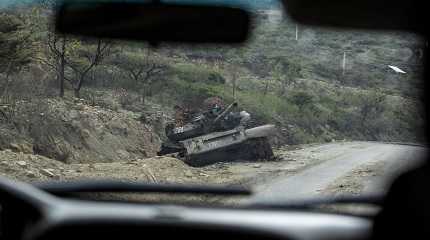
250,142,427,203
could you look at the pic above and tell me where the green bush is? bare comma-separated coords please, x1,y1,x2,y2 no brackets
173,63,225,85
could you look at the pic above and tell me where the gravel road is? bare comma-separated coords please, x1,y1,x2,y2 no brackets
250,142,427,203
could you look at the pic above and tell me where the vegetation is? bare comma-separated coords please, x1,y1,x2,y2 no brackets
0,3,426,150
0,12,32,75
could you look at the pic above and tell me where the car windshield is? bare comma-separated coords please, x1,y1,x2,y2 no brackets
0,0,427,207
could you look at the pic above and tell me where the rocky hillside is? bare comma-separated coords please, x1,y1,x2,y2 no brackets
0,93,168,164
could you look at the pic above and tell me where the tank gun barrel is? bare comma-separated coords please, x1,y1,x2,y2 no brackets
213,102,237,124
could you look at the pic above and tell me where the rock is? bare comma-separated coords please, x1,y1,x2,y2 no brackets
69,110,79,119
252,164,262,168
116,150,130,159
16,161,27,168
1,161,8,166
184,171,193,178
40,169,55,178
26,171,37,178
166,177,173,182
75,104,85,111
81,129,91,139
126,160,138,165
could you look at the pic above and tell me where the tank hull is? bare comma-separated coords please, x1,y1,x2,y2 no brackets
159,124,276,167
184,137,274,167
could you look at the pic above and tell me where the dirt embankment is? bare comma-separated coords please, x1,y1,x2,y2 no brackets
0,96,167,164
0,149,211,183
0,147,267,188
0,143,318,188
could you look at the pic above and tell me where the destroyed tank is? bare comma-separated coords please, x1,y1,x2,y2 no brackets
157,102,275,167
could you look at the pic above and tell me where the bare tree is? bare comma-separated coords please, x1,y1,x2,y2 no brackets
41,32,68,97
67,39,112,98
109,48,167,103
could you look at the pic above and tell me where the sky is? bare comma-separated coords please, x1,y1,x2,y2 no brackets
0,0,33,8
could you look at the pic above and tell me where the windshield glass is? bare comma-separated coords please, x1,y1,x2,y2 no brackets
0,0,427,206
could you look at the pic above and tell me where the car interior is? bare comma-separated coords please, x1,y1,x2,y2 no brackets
0,0,429,240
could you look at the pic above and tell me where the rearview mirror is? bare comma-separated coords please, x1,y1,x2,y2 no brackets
56,1,251,43
282,0,424,32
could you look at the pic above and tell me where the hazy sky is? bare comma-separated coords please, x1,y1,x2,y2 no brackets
0,0,32,7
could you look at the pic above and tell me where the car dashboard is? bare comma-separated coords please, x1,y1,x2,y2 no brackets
0,178,372,240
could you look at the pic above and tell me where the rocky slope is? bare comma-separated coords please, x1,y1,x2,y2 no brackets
1,96,164,164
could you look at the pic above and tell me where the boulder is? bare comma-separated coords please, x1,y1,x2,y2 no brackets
16,160,27,168
25,171,37,178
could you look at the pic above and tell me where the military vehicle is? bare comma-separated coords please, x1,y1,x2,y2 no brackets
157,102,275,167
